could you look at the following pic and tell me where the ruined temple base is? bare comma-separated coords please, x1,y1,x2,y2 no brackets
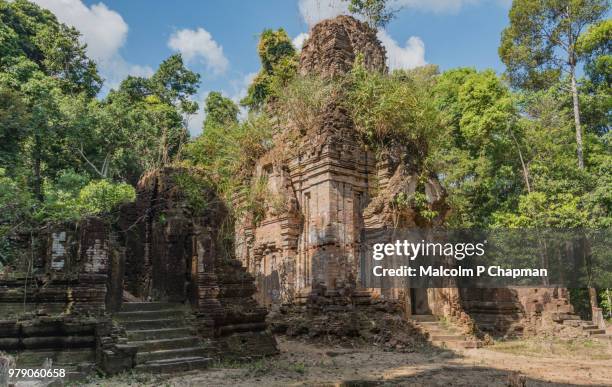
266,298,431,353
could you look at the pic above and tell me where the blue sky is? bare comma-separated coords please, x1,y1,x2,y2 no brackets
32,0,512,135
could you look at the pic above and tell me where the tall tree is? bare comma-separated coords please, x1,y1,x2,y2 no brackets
0,0,102,97
577,19,611,135
432,68,524,228
499,0,609,170
203,91,238,131
343,0,396,29
101,55,200,181
241,29,297,110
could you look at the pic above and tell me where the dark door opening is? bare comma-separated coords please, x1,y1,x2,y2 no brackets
411,288,431,315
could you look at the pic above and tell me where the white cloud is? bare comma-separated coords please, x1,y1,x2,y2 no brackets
377,30,426,70
292,33,309,51
296,1,427,71
298,0,349,27
229,72,257,104
32,0,128,62
31,0,152,94
101,58,154,92
168,28,229,75
297,0,485,26
391,0,480,13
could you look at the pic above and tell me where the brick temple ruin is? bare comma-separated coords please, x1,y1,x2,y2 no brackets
1,14,603,380
235,15,578,338
0,168,277,377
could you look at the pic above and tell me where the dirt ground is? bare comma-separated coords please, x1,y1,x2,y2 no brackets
86,335,612,387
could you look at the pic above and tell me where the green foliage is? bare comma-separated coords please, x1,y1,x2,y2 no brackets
0,88,26,166
0,167,33,231
274,75,341,134
0,0,102,96
33,172,135,222
149,54,200,114
174,172,211,214
0,0,194,207
77,180,135,215
345,57,442,163
600,288,612,319
577,19,611,135
182,112,275,218
100,54,199,180
37,170,90,222
428,68,523,227
499,0,609,90
343,0,396,29
487,85,610,229
242,29,298,110
257,29,296,73
203,91,238,131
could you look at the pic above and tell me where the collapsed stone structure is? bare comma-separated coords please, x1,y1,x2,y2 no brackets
235,15,575,337
0,167,277,376
119,168,277,359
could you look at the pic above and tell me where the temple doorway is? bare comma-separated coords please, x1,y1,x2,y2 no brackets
411,288,431,314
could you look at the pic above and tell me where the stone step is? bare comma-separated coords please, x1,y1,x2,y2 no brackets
121,318,186,331
114,309,183,321
415,321,440,326
429,334,466,341
587,329,606,335
121,302,184,312
126,327,195,341
136,347,208,364
411,314,437,322
420,325,456,332
11,349,95,366
432,340,482,349
552,313,581,321
135,356,212,374
131,337,203,352
590,334,611,340
582,324,599,329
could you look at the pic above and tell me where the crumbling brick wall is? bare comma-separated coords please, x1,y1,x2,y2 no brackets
120,168,278,359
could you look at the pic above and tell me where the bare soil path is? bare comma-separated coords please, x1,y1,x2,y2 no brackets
86,336,612,386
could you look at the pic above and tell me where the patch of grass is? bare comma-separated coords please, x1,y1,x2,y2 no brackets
289,361,306,374
213,357,308,377
490,337,612,361
78,369,168,386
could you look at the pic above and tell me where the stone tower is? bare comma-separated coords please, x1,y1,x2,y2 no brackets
235,16,575,338
234,16,447,308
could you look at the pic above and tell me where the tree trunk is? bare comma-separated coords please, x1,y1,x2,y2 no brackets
588,288,598,312
32,134,43,202
569,61,598,311
509,126,531,193
570,68,584,169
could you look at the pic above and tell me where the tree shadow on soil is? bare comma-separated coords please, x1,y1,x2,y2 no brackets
339,364,604,387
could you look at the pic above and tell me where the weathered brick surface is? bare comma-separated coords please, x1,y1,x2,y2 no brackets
299,15,386,77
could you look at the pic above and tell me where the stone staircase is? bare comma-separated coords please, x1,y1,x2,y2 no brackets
557,314,610,340
410,314,482,350
114,302,212,373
